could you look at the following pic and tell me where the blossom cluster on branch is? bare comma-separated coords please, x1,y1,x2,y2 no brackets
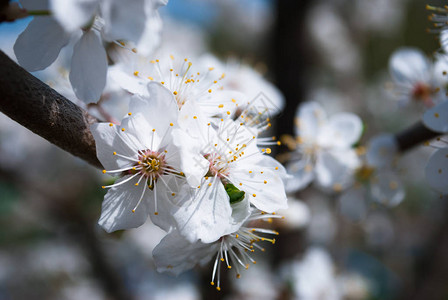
3,0,448,296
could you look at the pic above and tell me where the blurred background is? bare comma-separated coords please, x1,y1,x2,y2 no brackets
1,0,448,299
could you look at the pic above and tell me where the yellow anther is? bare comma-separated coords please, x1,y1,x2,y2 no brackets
216,287,221,291
239,183,242,186
121,128,125,132
227,266,232,269
152,129,156,132
170,68,173,72
134,183,139,186
133,71,139,76
109,123,113,127
113,152,117,155
197,185,201,188
193,116,197,119
184,58,188,62
150,60,156,63
172,193,176,196
218,104,224,108
275,167,279,170
236,274,241,279
161,81,165,84
173,91,178,95
154,212,159,215
210,282,215,286
156,59,159,62
170,123,173,126
102,170,107,174
128,112,132,116
208,89,212,93
208,183,212,186
226,111,231,115
131,48,137,53
252,194,256,197
148,76,154,80
264,180,267,184
266,148,272,154
101,186,105,189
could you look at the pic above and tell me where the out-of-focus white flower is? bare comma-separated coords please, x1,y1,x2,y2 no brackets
388,48,447,107
153,209,282,291
281,247,341,300
339,134,404,221
285,101,362,193
91,82,184,233
425,147,448,194
171,116,288,243
276,197,310,230
14,0,166,102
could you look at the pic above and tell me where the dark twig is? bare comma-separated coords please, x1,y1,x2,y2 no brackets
395,121,440,153
0,51,102,169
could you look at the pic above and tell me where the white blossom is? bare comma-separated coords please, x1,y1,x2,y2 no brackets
285,101,362,193
91,82,184,232
388,47,447,107
153,209,282,291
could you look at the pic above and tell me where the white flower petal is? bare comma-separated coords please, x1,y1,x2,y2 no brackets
172,128,208,187
366,134,398,168
440,29,448,54
172,181,233,243
153,230,218,276
425,148,448,193
108,65,149,96
295,101,327,140
370,171,405,206
232,163,288,213
99,176,150,232
50,0,99,32
317,113,363,148
423,101,448,133
90,122,138,170
135,11,163,56
285,159,315,193
14,17,70,71
389,47,431,84
315,149,360,191
100,0,146,43
69,30,107,103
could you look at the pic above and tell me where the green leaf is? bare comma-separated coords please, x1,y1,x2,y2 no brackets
225,183,245,204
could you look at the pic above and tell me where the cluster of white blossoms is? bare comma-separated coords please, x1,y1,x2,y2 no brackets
91,52,288,289
14,0,166,103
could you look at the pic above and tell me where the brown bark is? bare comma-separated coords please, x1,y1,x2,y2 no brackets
0,51,102,169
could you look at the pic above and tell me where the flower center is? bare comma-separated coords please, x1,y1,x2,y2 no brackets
134,149,166,186
412,82,434,105
205,153,230,179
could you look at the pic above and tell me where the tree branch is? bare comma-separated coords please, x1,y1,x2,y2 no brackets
0,51,102,169
395,121,440,153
